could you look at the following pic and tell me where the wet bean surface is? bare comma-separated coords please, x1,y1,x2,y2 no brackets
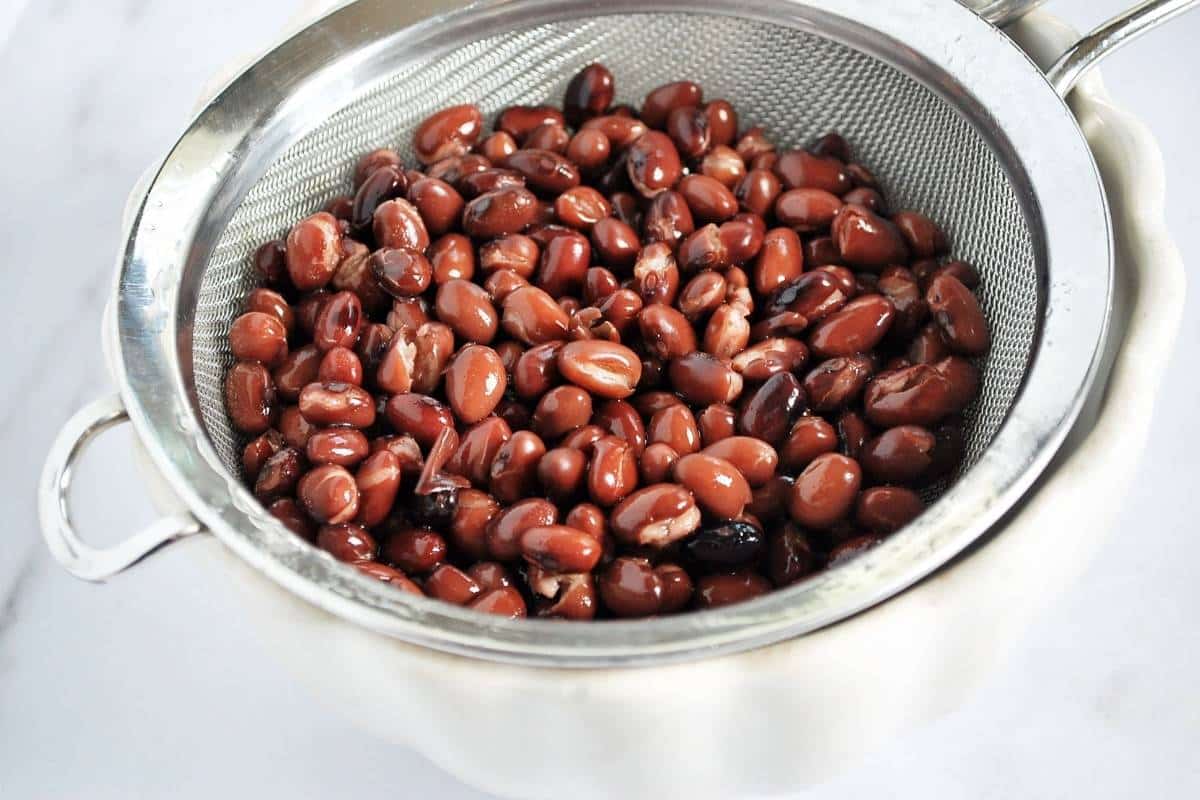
226,64,990,618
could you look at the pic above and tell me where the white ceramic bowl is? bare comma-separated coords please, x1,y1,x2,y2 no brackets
99,9,1183,798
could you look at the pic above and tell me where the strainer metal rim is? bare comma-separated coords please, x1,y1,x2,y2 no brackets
113,0,1110,667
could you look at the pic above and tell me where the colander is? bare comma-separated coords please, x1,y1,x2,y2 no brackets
39,0,1195,668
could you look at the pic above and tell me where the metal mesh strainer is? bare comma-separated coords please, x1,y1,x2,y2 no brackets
192,12,1038,480
43,0,1130,666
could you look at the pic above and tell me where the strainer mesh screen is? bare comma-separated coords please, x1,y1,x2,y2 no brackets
193,13,1037,492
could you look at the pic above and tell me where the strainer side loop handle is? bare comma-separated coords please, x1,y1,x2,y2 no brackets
39,393,205,582
1046,0,1200,97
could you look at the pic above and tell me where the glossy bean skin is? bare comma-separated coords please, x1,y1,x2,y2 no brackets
695,572,772,609
444,344,507,424
774,149,851,194
593,399,647,455
831,204,909,269
254,446,304,503
639,442,680,485
470,587,527,617
462,187,539,238
588,435,638,507
383,528,447,574
701,436,778,487
306,428,370,467
413,104,483,164
558,340,642,399
435,279,498,344
780,415,838,472
486,498,558,562
926,274,989,355
318,524,377,563
626,131,683,198
489,431,547,504
299,464,360,525
506,149,581,195
737,373,806,447
860,425,936,484
774,188,843,233
856,486,924,533
268,497,317,541
804,355,875,412
610,484,702,547
639,303,697,361
669,353,743,406
599,557,663,618
230,312,288,366
674,453,751,519
384,393,454,448
298,382,375,428
226,362,276,434
521,525,602,572
424,564,483,606
648,404,701,456
538,447,588,500
564,63,615,125
808,294,895,358
893,210,948,258
787,453,862,529
862,364,955,428
354,450,402,528
373,198,431,252
532,385,594,439
502,286,570,345
286,212,342,291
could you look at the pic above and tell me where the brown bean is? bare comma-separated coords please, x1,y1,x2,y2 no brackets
490,430,548,504
383,528,447,574
423,233,474,286
774,149,851,194
497,105,565,141
808,294,896,358
353,450,401,528
470,586,527,617
695,571,771,608
610,484,702,547
486,497,558,561
563,63,614,124
669,352,744,406
478,234,539,279
647,404,701,456
856,486,924,533
355,562,424,595
933,356,980,413
642,190,695,245
673,453,751,519
734,168,782,218
827,535,882,567
279,406,316,450
779,415,838,471
536,230,590,298
737,372,806,446
639,443,680,485
803,355,875,411
560,424,606,454
582,267,619,307
309,290,361,352
892,210,948,258
587,217,637,269
926,274,989,355
593,399,647,456
587,435,639,508
652,563,692,612
351,165,407,232
317,346,363,386
557,340,641,399
385,297,430,339
225,362,275,434
537,447,588,500
501,286,570,345
730,337,809,382
532,385,593,439
512,341,564,400
747,228,802,298
677,174,738,223
767,524,815,587
480,131,518,163
676,272,724,322
665,105,710,160
406,322,452,395
701,436,779,487
443,417,510,489
245,287,294,337
413,104,482,164
373,198,430,252
634,303,694,361
318,523,376,563
837,409,873,460
434,279,498,344
383,394,454,448
448,490,500,560
831,205,909,269
917,259,981,291
306,428,369,467
787,453,861,529
353,148,403,188
693,404,734,448
299,464,360,524
520,525,602,573
438,344,506,425
698,146,744,190
371,333,417,398
298,381,374,428
523,123,569,154
554,186,611,231
254,446,303,503
242,429,284,480
641,81,703,128
565,129,612,177
766,270,848,324
581,115,649,150
862,364,955,427
462,186,539,239
424,564,482,606
268,497,317,541
626,131,683,198
599,557,663,618
505,148,581,195
774,188,843,233
286,212,342,291
564,503,608,545
230,312,288,367
861,425,936,484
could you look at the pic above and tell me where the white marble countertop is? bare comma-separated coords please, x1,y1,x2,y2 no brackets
2,1,1197,796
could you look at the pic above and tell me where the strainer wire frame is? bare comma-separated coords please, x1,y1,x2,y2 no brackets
109,0,1111,667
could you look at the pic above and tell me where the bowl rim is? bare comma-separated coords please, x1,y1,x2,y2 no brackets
111,0,1112,667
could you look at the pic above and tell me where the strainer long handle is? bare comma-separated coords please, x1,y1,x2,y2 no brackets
38,393,205,582
1046,0,1200,96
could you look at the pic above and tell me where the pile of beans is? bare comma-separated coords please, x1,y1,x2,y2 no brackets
226,63,989,620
